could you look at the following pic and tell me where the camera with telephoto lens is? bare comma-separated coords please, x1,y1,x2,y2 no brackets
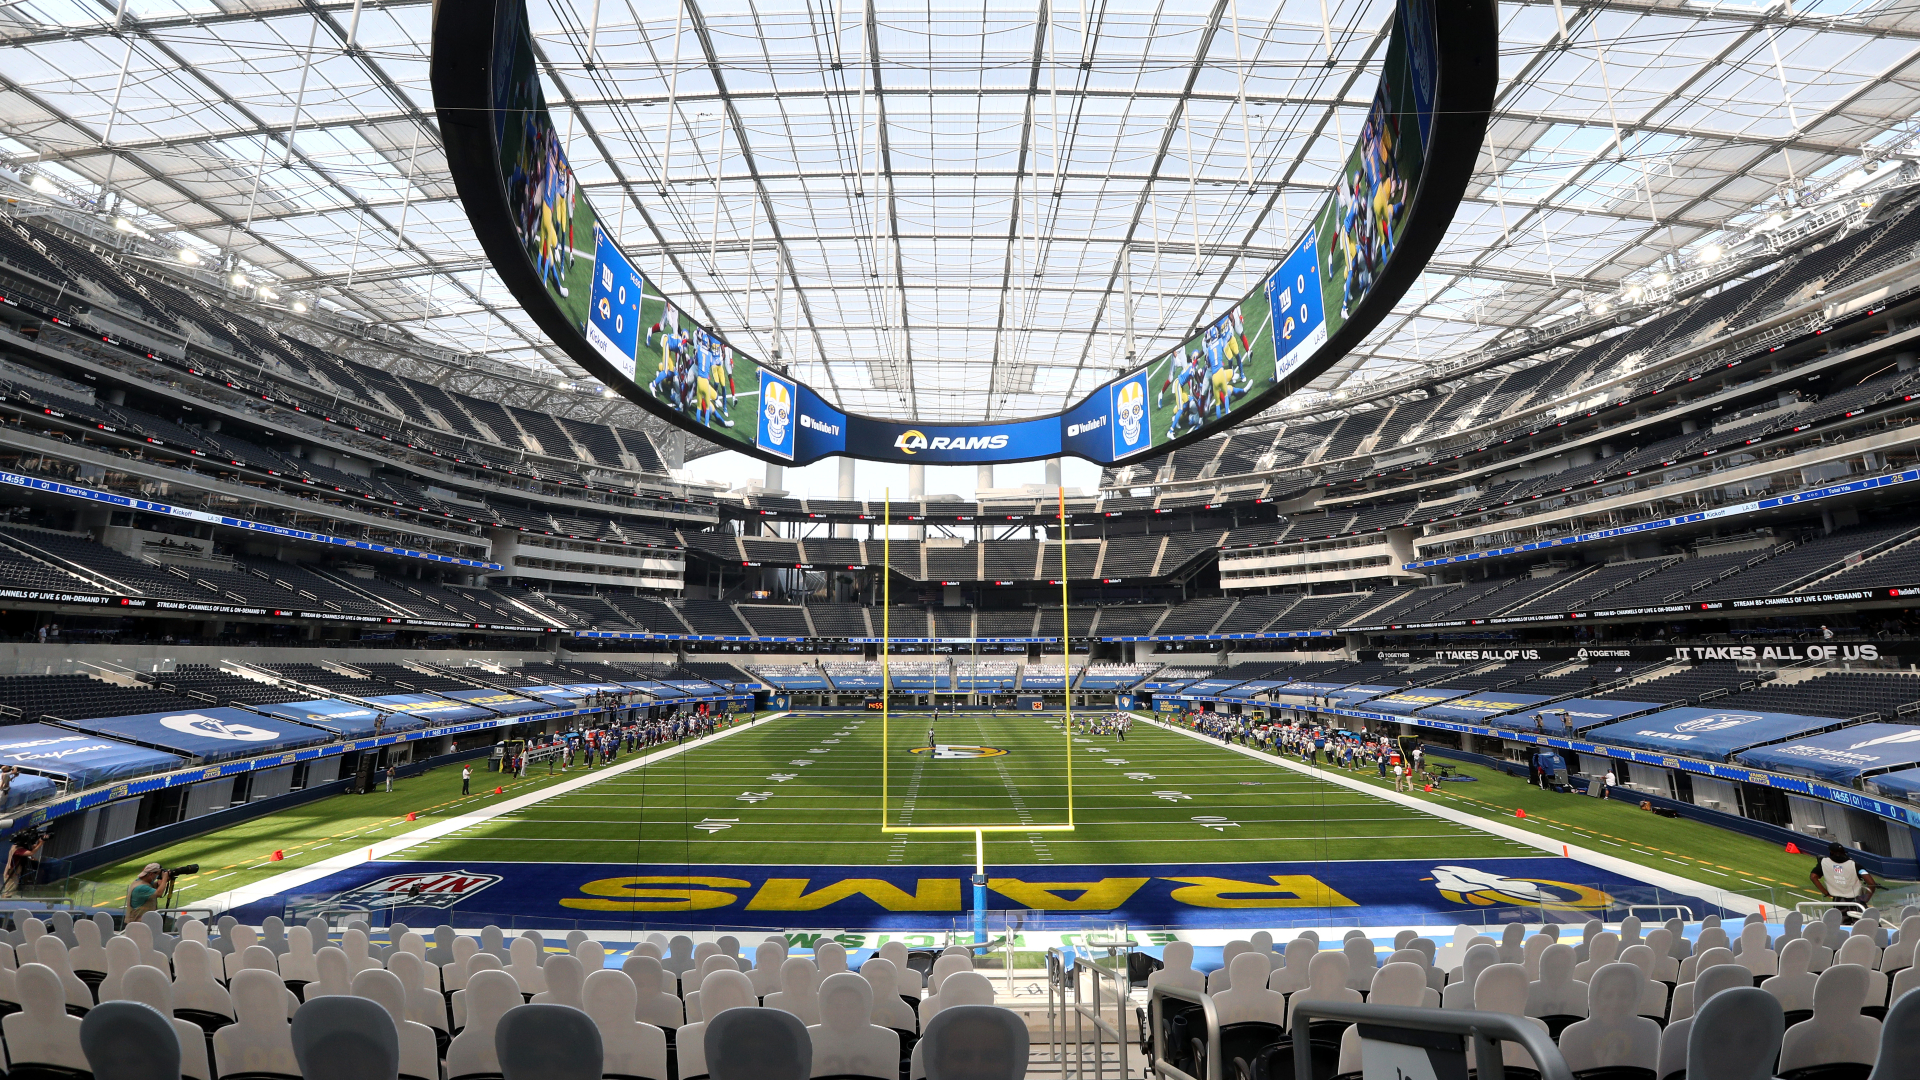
163,863,199,876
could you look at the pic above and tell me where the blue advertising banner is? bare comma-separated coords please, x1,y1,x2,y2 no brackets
442,689,550,715
0,722,185,786
756,369,797,460
845,415,1063,465
584,224,642,372
1734,723,1920,784
1583,706,1841,763
1059,387,1116,463
792,383,847,462
58,708,333,762
235,856,1726,931
1416,692,1557,723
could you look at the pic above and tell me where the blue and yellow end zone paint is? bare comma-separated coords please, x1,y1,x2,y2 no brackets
232,856,1725,931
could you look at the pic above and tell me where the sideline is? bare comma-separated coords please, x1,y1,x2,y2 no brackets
205,712,792,914
1142,714,1770,917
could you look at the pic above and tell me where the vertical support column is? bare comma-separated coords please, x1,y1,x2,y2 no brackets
765,462,784,492
976,463,994,494
908,463,926,540
1045,457,1062,489
836,456,857,538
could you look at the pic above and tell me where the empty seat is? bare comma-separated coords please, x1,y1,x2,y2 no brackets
707,1006,810,1080
1686,987,1784,1080
917,1004,1027,1080
289,994,401,1080
497,1002,604,1080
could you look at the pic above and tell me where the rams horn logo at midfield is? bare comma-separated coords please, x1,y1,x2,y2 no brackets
1426,865,1612,911
909,745,1009,759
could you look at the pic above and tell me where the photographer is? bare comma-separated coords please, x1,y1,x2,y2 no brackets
2,828,43,897
126,862,172,922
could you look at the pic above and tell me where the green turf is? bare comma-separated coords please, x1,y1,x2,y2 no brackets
83,713,1849,910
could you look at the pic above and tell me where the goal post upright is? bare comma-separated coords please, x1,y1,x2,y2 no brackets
882,490,890,831
1060,485,1073,827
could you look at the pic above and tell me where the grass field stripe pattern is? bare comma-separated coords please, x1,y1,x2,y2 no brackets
1143,715,1770,916
332,711,1525,865
202,712,783,914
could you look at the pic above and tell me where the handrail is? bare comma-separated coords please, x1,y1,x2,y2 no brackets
1290,1001,1575,1080
1147,983,1222,1080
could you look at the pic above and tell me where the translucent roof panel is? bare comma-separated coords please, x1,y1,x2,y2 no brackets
3,0,1919,428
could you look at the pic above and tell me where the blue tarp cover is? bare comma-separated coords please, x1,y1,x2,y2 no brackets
359,693,497,724
1483,697,1665,732
1366,689,1470,714
1417,692,1557,722
1866,766,1920,802
440,689,549,715
1583,706,1840,762
252,698,391,736
1,772,56,811
0,722,184,786
58,707,332,762
1734,723,1920,783
1320,685,1399,704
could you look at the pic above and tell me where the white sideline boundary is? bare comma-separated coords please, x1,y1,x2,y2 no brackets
1141,715,1771,917
201,712,793,914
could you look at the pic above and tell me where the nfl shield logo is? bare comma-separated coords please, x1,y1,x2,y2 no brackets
320,869,503,912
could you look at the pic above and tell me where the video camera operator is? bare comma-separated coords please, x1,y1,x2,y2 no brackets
3,827,43,898
126,862,173,922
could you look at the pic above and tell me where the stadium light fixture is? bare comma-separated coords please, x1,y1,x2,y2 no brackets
1593,301,1611,316
27,175,56,195
1649,271,1670,287
1623,285,1644,303
291,300,308,313
1698,244,1723,264
257,287,277,301
177,248,200,265
230,273,249,288
113,217,135,232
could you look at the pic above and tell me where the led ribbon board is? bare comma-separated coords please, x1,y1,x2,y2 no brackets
432,0,1494,467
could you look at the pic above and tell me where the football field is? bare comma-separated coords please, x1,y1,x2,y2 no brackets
394,711,1526,866
89,712,1788,932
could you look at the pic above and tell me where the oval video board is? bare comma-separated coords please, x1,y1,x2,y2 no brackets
431,0,1495,467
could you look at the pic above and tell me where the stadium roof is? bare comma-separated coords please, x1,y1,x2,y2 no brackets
6,0,1920,435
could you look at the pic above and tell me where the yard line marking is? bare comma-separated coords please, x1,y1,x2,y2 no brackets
1142,715,1770,916
201,714,786,914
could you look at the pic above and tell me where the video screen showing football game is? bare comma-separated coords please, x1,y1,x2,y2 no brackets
492,4,766,444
